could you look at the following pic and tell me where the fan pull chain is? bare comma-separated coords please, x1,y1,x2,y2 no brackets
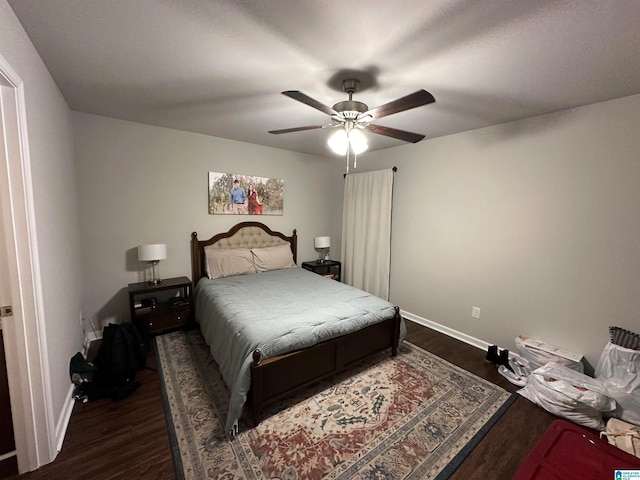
345,147,350,174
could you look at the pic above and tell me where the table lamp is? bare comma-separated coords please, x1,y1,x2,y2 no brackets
313,236,330,263
137,243,167,284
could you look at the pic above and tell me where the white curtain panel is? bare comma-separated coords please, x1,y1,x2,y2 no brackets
341,168,394,300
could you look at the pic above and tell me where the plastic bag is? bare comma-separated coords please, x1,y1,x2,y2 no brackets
595,342,640,426
498,352,531,387
518,361,615,430
515,336,584,373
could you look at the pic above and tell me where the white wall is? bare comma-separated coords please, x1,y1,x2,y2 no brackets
355,94,640,368
73,94,640,369
1,0,83,468
72,112,345,327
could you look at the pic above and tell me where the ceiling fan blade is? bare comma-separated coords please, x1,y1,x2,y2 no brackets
368,124,426,143
282,91,337,116
268,125,326,134
366,90,435,119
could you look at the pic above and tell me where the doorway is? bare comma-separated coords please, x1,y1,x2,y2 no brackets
0,54,54,473
0,187,16,464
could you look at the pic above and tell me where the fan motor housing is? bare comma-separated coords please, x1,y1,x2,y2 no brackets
333,100,368,119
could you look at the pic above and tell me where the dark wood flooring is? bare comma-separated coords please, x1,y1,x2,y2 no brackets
0,321,557,479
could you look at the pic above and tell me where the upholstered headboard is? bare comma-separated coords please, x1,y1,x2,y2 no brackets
190,222,297,287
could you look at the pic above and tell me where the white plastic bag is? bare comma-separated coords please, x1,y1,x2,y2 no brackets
518,361,615,430
595,342,640,426
515,336,584,372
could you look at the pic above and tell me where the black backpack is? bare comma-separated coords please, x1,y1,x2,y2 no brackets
92,322,148,401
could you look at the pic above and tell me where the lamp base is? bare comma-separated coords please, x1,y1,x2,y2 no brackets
147,261,162,285
316,248,329,263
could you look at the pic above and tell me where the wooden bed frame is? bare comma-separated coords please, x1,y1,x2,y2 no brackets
191,221,402,425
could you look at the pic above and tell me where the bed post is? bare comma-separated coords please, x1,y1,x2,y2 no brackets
291,228,298,265
191,232,202,287
251,349,264,425
392,306,401,356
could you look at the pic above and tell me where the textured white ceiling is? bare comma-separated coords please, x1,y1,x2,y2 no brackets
8,0,640,156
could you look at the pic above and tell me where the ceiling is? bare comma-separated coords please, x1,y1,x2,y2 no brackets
8,0,640,157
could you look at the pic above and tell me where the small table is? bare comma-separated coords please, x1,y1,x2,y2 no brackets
301,260,341,282
128,276,193,335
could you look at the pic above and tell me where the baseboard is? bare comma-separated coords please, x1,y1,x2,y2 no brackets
400,309,494,352
53,311,493,458
54,383,76,454
0,450,16,462
55,346,99,456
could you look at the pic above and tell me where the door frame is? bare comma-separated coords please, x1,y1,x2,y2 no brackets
0,54,55,472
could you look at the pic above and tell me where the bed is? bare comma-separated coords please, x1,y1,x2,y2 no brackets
190,221,404,435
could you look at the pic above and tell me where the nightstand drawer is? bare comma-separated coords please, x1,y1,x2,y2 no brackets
135,307,190,335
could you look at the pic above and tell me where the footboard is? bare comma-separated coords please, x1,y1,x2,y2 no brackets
250,307,402,425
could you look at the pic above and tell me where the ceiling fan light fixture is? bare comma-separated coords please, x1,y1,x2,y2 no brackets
328,127,368,156
348,128,368,154
328,128,349,155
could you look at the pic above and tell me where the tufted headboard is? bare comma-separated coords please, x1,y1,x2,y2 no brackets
191,222,297,287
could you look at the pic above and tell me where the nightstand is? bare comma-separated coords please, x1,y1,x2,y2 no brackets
301,260,341,282
128,276,193,335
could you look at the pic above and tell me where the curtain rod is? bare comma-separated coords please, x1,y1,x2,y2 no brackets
344,166,397,178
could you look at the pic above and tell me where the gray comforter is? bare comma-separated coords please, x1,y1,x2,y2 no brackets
194,267,403,435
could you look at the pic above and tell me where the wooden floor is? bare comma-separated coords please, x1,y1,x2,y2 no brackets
0,321,557,479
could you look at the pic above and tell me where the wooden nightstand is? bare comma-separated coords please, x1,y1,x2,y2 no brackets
128,276,193,335
301,260,341,282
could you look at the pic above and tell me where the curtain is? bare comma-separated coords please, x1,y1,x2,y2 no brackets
341,168,394,300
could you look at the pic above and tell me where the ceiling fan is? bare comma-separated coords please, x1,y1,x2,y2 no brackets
268,78,436,157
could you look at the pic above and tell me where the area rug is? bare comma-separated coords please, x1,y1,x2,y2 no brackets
155,329,515,480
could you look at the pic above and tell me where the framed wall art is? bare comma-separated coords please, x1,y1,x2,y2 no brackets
208,172,284,215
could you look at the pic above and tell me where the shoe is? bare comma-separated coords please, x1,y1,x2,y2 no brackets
508,356,530,378
499,349,514,372
485,345,500,363
498,365,527,387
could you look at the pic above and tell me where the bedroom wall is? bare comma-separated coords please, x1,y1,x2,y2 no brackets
72,112,345,329
354,93,640,368
1,0,83,467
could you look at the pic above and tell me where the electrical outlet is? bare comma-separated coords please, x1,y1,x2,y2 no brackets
471,306,481,319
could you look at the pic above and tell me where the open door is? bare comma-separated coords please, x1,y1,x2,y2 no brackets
0,58,17,469
0,182,16,461
0,328,15,458
0,54,55,473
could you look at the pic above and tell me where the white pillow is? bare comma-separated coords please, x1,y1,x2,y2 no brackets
204,247,256,279
251,244,296,272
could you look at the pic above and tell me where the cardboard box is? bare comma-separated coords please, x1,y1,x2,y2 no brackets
519,337,583,363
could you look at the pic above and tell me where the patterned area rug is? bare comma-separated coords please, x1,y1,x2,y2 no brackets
155,329,515,480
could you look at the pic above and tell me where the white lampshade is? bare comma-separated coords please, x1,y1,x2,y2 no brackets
137,244,167,262
328,128,369,156
348,129,368,155
314,236,331,249
328,129,348,155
